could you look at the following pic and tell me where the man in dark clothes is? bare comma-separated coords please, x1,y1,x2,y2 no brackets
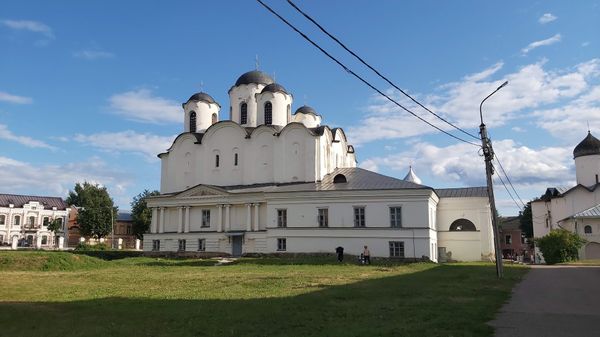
335,246,344,262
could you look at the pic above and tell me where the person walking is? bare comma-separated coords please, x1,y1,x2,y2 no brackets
335,246,344,262
363,245,371,265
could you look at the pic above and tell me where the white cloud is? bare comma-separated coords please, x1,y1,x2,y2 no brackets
0,91,32,104
0,124,55,150
521,34,562,54
359,159,378,172
73,130,174,161
582,41,590,47
1,19,54,38
109,89,181,124
538,13,557,24
73,49,115,60
511,126,526,132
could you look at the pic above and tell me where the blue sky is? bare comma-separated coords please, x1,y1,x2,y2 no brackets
1,1,599,215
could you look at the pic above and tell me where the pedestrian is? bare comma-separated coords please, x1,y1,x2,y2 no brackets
335,246,344,262
363,245,371,265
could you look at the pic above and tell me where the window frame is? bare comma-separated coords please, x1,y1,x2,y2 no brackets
198,239,206,252
277,209,287,228
0,214,5,225
584,225,592,234
389,241,405,258
201,209,211,228
389,207,402,228
317,208,328,228
43,217,50,226
234,153,239,166
215,154,220,168
240,102,248,124
178,239,186,252
505,234,512,244
277,238,287,251
264,102,273,125
14,215,20,226
152,240,160,251
189,111,197,132
353,206,366,227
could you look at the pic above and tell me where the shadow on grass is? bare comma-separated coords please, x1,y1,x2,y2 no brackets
0,264,527,337
231,255,424,266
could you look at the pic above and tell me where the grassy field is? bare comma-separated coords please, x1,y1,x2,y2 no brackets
0,251,527,337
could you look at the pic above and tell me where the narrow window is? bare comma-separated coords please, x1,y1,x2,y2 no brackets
277,238,287,251
178,239,186,252
354,207,365,227
14,216,20,226
389,241,405,257
277,209,287,228
390,207,402,228
584,225,592,234
240,103,248,124
0,215,5,225
596,174,599,184
234,153,239,166
212,113,217,124
152,240,160,251
41,236,48,245
43,217,50,226
189,111,197,132
318,208,328,227
264,102,273,125
505,235,512,244
198,239,206,251
202,210,211,228
126,225,132,235
28,216,35,226
215,154,220,168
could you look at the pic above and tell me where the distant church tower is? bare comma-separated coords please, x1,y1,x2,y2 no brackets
403,165,422,184
183,92,220,133
573,131,600,186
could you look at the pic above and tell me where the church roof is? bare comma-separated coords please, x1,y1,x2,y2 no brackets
573,131,600,158
261,83,288,95
403,166,422,184
435,187,488,198
0,193,68,210
295,105,319,115
234,70,274,86
187,92,217,104
571,203,600,219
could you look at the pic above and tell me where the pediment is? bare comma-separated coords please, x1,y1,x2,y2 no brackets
177,185,229,198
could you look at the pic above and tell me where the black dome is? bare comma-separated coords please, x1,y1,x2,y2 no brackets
187,92,216,104
235,70,274,86
295,105,318,115
574,131,600,158
261,83,288,95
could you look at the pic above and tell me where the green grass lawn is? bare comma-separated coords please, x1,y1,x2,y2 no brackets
0,251,527,337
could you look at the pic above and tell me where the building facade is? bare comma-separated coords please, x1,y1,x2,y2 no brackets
532,131,600,260
143,70,494,261
498,216,533,262
0,194,69,248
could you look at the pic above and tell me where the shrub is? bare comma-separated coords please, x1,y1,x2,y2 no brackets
536,229,586,264
75,243,110,251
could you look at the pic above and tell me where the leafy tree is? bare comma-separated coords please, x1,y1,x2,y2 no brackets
535,229,586,264
66,182,117,239
131,189,160,239
47,218,63,234
519,202,533,238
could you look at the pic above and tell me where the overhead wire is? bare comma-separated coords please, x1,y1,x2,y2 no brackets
491,162,523,212
256,0,481,147
494,155,527,208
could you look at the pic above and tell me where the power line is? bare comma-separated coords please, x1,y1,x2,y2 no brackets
286,0,480,141
256,0,481,147
491,162,523,212
494,155,526,208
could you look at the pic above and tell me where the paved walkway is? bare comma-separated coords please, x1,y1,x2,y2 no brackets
489,265,600,337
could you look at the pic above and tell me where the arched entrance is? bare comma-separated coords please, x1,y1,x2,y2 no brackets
584,242,600,259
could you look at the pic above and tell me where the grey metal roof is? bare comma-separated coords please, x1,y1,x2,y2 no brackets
572,204,600,218
187,92,216,104
434,187,488,198
574,131,600,158
117,212,133,222
234,70,274,86
0,193,68,210
261,83,288,95
295,105,319,115
499,216,521,230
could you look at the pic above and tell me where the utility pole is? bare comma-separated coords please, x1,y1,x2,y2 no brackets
479,81,508,279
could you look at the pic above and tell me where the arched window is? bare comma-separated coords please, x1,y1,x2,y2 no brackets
264,102,272,125
43,217,49,226
0,215,5,225
449,218,476,231
584,225,592,234
240,103,248,124
14,215,20,226
234,153,239,166
28,216,35,226
212,113,217,124
215,154,220,168
333,174,347,183
189,111,197,132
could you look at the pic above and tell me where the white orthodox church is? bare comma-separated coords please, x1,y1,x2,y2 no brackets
143,70,494,261
532,131,600,260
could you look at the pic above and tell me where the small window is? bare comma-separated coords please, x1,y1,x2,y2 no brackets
189,111,197,132
215,154,220,168
277,209,287,228
584,225,592,234
152,240,160,251
14,216,20,226
333,174,347,183
234,153,239,166
0,215,5,225
264,102,273,125
277,238,286,251
505,235,512,244
43,217,50,226
390,207,402,228
354,207,365,227
240,103,248,124
126,225,132,235
202,210,211,228
198,239,206,251
389,241,405,257
318,208,328,227
41,236,48,245
178,239,186,252
449,218,476,231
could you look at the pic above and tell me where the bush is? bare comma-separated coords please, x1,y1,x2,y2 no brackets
536,229,586,264
75,243,110,251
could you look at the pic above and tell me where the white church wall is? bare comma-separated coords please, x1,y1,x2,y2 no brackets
437,231,482,261
183,100,219,133
229,84,266,127
575,155,600,186
256,91,292,126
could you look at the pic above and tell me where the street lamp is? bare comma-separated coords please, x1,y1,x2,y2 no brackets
480,80,508,279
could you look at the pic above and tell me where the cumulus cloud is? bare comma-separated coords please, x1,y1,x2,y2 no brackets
73,130,174,161
0,91,32,104
521,34,562,54
73,49,115,60
109,89,181,124
1,19,54,38
538,13,557,24
0,124,55,150
359,159,379,172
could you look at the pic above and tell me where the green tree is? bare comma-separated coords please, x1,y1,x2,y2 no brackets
131,189,160,239
66,182,117,239
535,229,586,264
47,218,63,235
519,202,533,238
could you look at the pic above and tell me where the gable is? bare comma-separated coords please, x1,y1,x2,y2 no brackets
176,185,230,198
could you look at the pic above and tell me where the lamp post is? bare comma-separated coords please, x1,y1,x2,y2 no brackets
480,80,508,279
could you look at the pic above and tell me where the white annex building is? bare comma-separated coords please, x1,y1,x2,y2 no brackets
143,70,495,261
0,194,69,248
532,131,600,259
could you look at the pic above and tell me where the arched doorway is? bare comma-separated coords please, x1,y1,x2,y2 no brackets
449,218,477,231
584,242,600,259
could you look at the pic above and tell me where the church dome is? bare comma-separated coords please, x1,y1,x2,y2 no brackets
573,131,600,158
295,105,319,115
234,70,274,86
187,92,216,104
403,166,422,184
261,83,288,95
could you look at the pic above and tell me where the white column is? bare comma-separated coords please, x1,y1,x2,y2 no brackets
225,204,231,232
135,239,141,250
159,208,165,233
177,207,183,233
246,204,252,232
185,207,190,233
58,236,64,250
11,236,18,250
217,205,223,232
151,208,158,233
253,203,259,231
